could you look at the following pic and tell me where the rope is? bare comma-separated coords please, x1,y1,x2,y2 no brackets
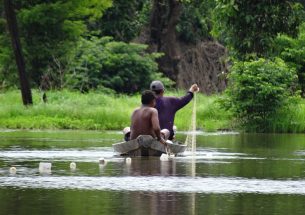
185,92,197,156
165,143,171,155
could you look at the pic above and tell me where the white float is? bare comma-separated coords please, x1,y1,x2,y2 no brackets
99,158,105,165
9,167,17,174
70,162,76,170
126,157,132,164
39,162,52,174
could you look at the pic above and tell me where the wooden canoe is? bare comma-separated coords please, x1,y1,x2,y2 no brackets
112,135,186,156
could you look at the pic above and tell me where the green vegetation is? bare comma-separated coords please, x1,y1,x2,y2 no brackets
98,0,151,41
0,0,112,86
269,98,305,133
0,90,232,131
2,0,305,133
274,23,305,96
224,58,298,131
212,0,304,58
177,0,215,43
2,90,305,133
65,36,168,93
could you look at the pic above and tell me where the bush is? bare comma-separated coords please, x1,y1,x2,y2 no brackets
274,23,305,97
66,37,171,93
225,58,297,131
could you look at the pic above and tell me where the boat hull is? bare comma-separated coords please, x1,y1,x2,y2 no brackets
112,135,186,156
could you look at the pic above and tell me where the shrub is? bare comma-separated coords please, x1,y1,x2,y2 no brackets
225,58,297,131
274,23,305,97
66,37,171,93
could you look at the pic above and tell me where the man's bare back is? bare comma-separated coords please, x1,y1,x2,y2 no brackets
130,106,161,140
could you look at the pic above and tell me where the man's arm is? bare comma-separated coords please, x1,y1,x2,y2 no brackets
172,92,193,111
151,108,165,144
130,110,136,130
172,84,199,111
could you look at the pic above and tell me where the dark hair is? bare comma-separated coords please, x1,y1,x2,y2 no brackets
152,89,164,95
141,90,156,105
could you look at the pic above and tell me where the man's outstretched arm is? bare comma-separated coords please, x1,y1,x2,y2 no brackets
173,84,199,111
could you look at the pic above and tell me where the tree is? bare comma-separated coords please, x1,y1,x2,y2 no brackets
140,0,227,94
96,0,150,42
3,0,32,105
177,0,215,43
212,0,304,58
149,0,183,81
0,0,112,89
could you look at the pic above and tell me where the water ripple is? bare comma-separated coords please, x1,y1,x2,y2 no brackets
0,148,114,162
0,176,305,195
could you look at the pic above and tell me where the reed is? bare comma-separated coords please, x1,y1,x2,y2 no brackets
0,90,232,131
267,99,305,133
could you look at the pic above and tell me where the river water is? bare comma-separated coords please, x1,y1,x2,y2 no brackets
0,130,305,215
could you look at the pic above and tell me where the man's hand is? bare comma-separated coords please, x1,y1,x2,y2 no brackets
159,137,166,145
189,84,199,93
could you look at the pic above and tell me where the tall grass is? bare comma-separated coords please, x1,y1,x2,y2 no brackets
0,90,232,131
2,90,305,133
268,99,305,133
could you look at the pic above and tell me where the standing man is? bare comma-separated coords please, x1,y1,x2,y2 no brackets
150,80,199,140
129,90,166,144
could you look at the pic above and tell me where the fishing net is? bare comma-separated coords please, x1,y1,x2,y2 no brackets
184,92,197,156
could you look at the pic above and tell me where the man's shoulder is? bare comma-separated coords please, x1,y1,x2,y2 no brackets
131,107,141,114
138,106,157,112
145,107,157,112
133,107,141,112
142,107,158,115
158,96,177,102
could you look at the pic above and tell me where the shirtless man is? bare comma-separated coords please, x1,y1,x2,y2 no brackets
130,90,166,144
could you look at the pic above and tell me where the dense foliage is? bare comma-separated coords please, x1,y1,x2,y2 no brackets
212,0,304,58
2,0,305,133
0,0,112,89
97,0,151,41
274,23,305,97
177,0,215,43
225,58,297,131
65,37,166,93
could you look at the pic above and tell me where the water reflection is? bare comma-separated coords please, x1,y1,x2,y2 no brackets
1,131,305,215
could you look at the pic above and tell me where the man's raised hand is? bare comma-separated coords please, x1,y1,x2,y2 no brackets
189,84,199,93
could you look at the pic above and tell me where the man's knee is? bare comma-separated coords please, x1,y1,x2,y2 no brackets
161,129,170,140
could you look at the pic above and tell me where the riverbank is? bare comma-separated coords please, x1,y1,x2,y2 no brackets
2,90,305,133
0,90,232,131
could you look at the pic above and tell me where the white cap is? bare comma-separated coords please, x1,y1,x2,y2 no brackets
123,127,131,135
150,80,165,91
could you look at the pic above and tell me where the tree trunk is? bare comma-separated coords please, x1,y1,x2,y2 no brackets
3,0,32,105
150,0,182,81
137,0,228,94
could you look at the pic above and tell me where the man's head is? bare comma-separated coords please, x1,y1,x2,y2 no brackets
141,90,156,107
150,80,164,96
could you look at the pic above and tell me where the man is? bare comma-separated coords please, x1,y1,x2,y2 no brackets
129,90,166,144
150,80,199,140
